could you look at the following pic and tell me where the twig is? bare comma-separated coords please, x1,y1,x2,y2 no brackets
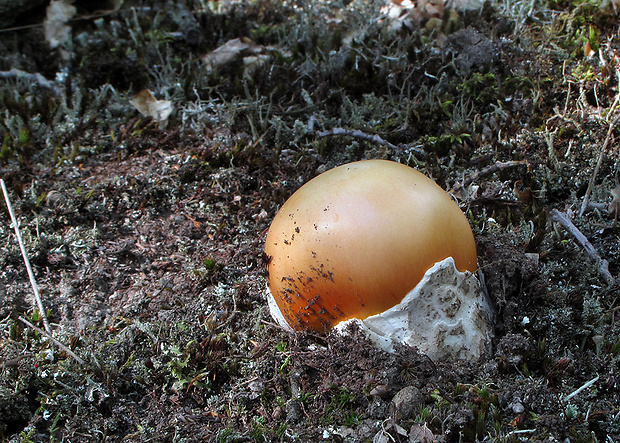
462,160,527,187
580,114,620,217
549,209,615,285
562,374,599,402
18,316,86,366
314,127,426,158
1,179,52,334
0,354,32,370
0,69,63,96
507,429,536,436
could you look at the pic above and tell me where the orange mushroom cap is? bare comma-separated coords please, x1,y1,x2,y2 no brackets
265,160,477,333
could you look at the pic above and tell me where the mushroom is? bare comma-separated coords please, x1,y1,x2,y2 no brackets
265,160,493,359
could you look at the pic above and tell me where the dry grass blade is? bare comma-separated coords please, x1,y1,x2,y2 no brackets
1,179,52,334
579,114,620,217
18,316,86,366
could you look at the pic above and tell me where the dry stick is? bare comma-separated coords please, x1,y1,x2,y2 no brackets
1,179,52,334
314,127,426,158
0,69,63,96
579,114,620,217
549,209,615,285
18,316,86,366
462,160,527,187
562,374,600,402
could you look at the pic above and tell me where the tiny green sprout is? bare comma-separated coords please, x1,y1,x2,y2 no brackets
9,322,20,340
118,351,135,373
177,321,190,332
276,341,287,352
440,100,454,116
276,422,288,438
334,387,355,408
20,427,36,443
343,410,361,426
299,391,313,405
430,388,442,402
477,385,492,403
414,405,433,423
250,416,268,440
454,383,468,396
1,133,10,162
539,338,547,356
610,338,620,356
279,355,290,373
215,428,243,443
49,412,62,443
203,257,217,270
36,192,47,208
476,407,486,436
565,403,579,420
18,127,29,145
28,309,40,324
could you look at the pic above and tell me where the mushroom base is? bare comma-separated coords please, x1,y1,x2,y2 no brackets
266,257,493,360
334,257,493,360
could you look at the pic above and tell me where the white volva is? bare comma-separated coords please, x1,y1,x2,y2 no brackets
333,257,493,360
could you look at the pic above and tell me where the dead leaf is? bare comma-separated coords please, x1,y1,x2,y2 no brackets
513,179,533,204
129,89,173,130
408,423,435,443
202,37,262,71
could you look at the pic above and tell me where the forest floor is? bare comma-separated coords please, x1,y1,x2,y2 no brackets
0,0,619,441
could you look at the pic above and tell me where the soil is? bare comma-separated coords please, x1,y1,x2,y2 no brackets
0,0,619,442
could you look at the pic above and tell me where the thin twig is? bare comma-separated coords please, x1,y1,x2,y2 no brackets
314,127,426,158
19,317,86,366
0,69,63,96
0,354,32,370
550,209,615,285
1,179,52,334
462,160,527,187
563,374,600,402
580,114,620,217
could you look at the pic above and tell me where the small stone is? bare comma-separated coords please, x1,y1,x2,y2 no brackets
509,401,525,414
272,405,284,420
369,384,390,398
392,386,424,422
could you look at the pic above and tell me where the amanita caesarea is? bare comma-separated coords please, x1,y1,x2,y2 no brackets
264,160,493,360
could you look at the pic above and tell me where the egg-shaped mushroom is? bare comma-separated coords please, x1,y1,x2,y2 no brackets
264,160,492,359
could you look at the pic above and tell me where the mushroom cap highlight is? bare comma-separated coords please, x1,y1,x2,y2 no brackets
265,159,477,333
